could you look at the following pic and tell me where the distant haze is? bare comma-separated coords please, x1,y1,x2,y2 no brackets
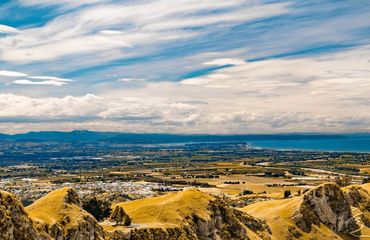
1,131,370,153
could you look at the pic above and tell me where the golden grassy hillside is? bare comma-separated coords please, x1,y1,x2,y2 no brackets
114,188,214,227
26,187,84,227
105,188,272,240
26,187,105,240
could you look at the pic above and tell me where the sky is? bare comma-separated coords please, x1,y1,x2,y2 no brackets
0,0,370,134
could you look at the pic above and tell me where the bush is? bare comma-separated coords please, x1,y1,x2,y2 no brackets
82,196,111,221
284,190,291,198
334,176,352,187
110,206,131,226
241,190,254,195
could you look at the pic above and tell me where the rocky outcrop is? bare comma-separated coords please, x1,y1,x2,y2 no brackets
344,185,370,227
294,183,358,233
26,187,105,240
0,191,50,240
194,199,271,240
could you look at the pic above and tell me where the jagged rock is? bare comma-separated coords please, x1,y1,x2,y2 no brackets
344,185,370,227
64,188,82,206
198,199,271,240
0,190,50,240
294,183,358,233
344,185,370,210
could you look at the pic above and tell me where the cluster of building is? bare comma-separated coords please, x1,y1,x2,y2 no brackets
0,177,180,204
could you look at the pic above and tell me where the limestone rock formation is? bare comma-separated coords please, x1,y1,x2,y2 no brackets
0,190,50,240
344,185,370,228
294,183,358,233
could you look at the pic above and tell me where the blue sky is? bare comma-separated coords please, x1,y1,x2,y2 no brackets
0,0,370,133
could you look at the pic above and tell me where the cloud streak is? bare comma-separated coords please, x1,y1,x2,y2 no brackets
0,69,73,87
0,1,290,63
0,24,19,34
13,79,69,86
0,70,28,77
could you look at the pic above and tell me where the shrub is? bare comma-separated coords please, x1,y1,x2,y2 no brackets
82,196,111,221
284,190,291,198
334,176,352,187
110,205,131,226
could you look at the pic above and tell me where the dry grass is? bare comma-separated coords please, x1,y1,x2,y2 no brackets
26,187,87,228
113,188,214,227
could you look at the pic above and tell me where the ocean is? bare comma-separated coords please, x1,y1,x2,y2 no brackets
247,134,370,153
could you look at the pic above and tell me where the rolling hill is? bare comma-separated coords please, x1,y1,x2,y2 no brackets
2,183,370,239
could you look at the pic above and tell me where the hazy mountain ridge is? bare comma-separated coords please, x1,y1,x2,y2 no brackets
0,130,351,143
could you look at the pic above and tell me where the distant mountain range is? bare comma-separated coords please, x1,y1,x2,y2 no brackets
0,130,359,144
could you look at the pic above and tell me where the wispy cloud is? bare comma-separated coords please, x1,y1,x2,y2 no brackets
29,76,73,82
0,70,28,77
1,1,370,133
0,70,72,87
203,58,245,66
19,0,104,8
0,1,290,63
14,79,69,86
0,24,19,34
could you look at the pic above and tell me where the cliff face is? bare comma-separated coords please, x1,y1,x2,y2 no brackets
193,199,271,240
26,187,105,240
294,183,358,233
0,191,50,240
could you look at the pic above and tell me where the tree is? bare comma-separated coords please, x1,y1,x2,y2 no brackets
82,196,111,221
334,176,352,187
363,177,370,184
110,206,131,226
284,190,291,198
241,189,253,195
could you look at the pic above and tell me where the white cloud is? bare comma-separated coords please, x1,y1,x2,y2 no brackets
0,70,28,77
0,24,19,34
0,94,102,118
0,70,72,87
203,58,245,66
100,30,124,35
13,79,68,86
29,76,73,82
